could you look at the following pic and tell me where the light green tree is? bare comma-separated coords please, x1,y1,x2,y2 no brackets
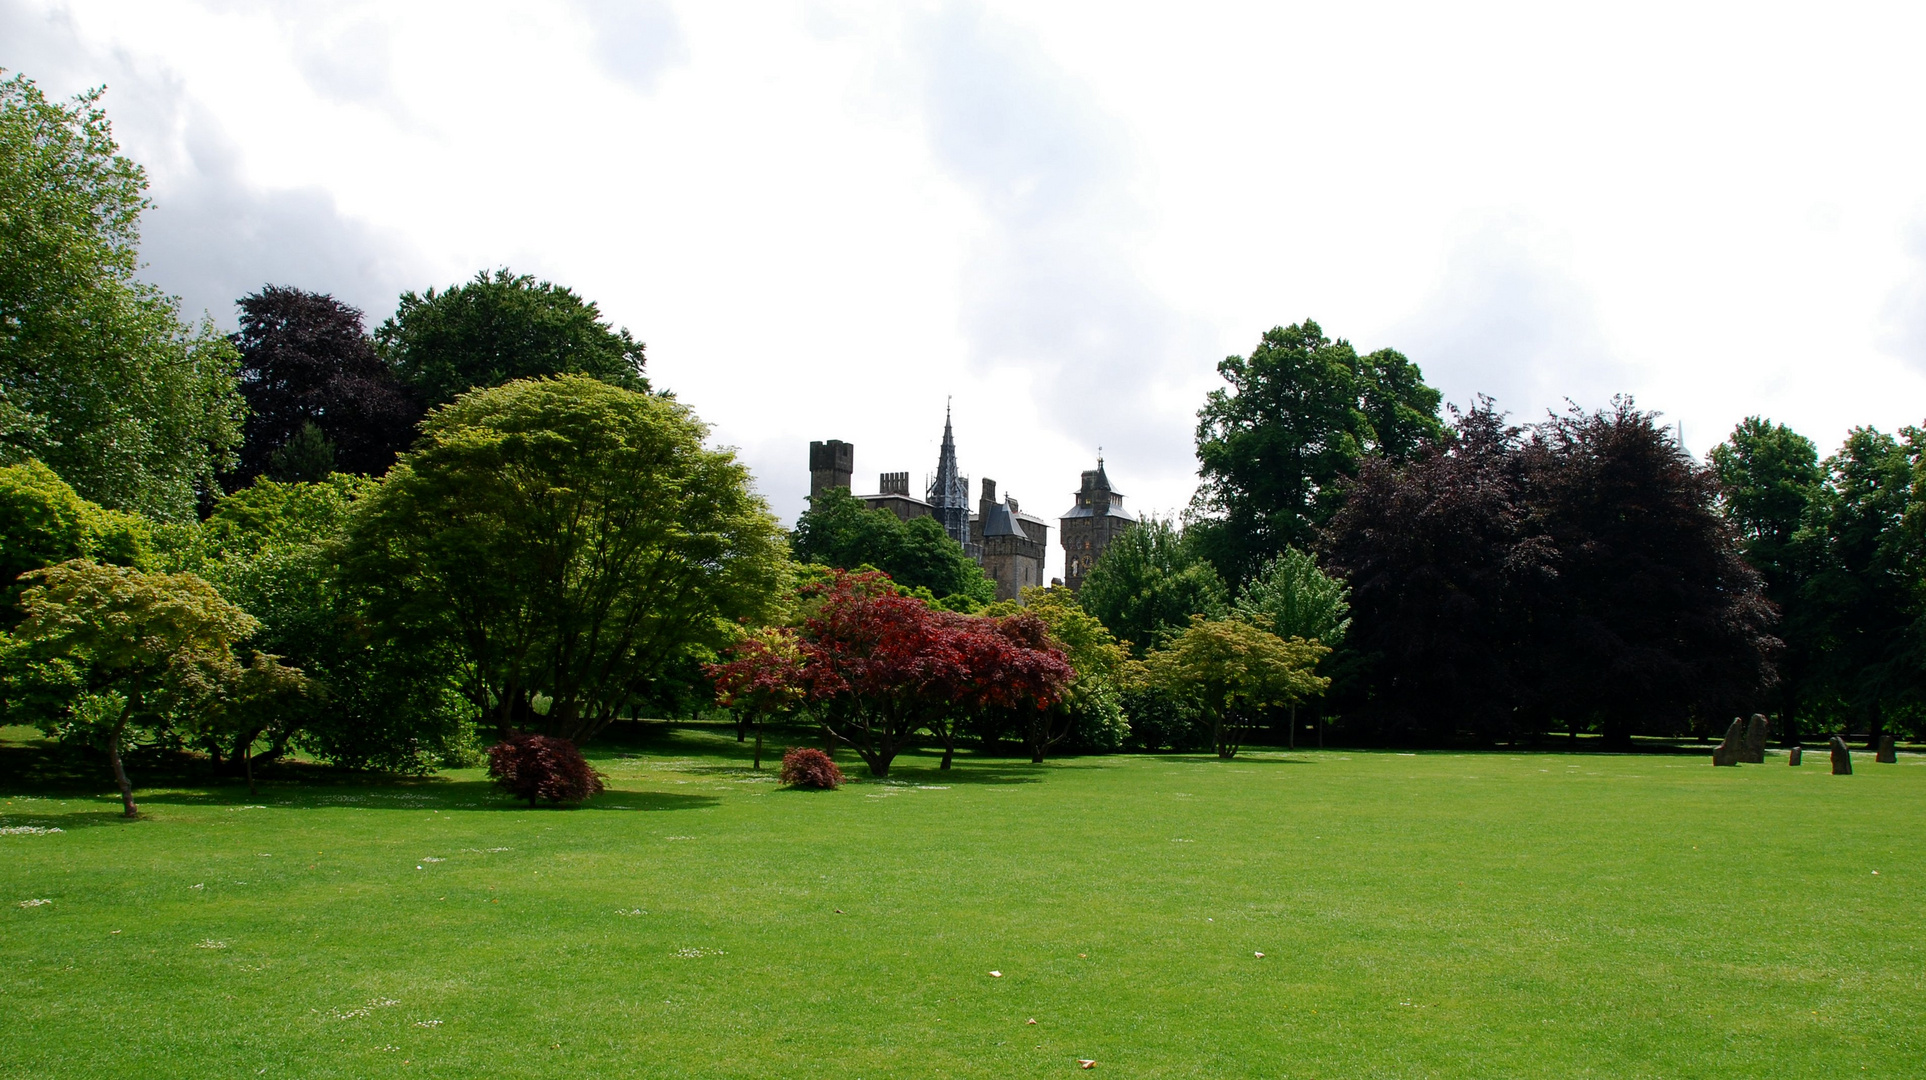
1078,517,1229,658
0,73,243,520
1143,615,1329,759
343,375,790,742
4,560,271,815
1235,546,1351,645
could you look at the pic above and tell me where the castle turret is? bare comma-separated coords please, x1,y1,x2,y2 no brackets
808,439,853,500
1059,456,1134,592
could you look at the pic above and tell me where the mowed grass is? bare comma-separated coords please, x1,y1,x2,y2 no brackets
2,725,1922,1079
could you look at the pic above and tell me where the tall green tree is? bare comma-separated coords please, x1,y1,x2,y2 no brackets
1235,546,1351,645
1709,417,1823,728
1191,320,1442,587
343,375,789,743
1799,425,1926,744
376,269,649,410
790,487,996,606
0,73,243,520
1078,517,1228,657
180,475,469,772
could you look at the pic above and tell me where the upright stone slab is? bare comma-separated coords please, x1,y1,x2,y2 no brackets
1742,714,1770,763
1788,745,1803,766
1877,735,1897,763
1830,736,1853,775
1712,718,1744,766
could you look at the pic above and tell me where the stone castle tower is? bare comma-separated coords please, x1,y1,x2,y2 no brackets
808,407,1056,603
969,478,1049,600
1059,457,1133,592
808,439,853,499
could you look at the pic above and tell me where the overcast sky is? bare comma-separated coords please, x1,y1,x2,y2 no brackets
8,0,1926,582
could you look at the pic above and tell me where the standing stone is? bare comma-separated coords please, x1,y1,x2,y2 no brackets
1788,745,1803,766
1877,735,1897,763
1741,714,1770,763
1830,736,1853,775
1712,718,1745,766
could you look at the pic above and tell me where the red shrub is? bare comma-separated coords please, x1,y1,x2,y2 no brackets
779,747,845,790
486,735,606,806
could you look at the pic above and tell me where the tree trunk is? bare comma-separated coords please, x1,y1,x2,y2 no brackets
1317,714,1324,749
753,720,763,770
1866,702,1884,752
106,713,138,818
244,741,257,798
1289,705,1297,750
940,726,955,770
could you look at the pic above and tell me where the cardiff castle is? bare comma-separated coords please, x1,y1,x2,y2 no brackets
809,409,1134,603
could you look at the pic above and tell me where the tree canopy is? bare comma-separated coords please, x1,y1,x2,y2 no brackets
1325,399,1778,746
1142,615,1329,758
230,285,420,486
1235,546,1351,646
0,72,243,520
376,269,649,410
1190,320,1442,587
789,486,996,607
3,560,273,815
343,375,788,743
1077,517,1228,657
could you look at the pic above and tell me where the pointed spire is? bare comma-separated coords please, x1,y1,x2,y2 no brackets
928,400,969,546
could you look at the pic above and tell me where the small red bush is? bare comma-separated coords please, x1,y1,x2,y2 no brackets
779,747,845,790
486,734,606,806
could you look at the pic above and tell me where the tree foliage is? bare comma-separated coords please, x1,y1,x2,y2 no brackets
0,459,151,617
182,475,470,772
0,73,243,520
230,286,420,486
1190,320,1442,586
789,487,996,606
1325,399,1778,746
344,375,788,743
784,569,1071,776
1795,425,1926,741
486,734,605,806
3,560,282,815
376,269,649,410
1235,546,1351,646
1077,517,1227,657
1142,615,1329,758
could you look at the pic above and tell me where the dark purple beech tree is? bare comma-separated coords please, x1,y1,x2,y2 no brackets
1325,398,1778,747
1323,400,1550,744
230,286,421,486
1519,399,1778,747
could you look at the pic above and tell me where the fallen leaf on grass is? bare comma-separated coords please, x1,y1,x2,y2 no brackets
1078,1059,1097,1069
989,971,1002,978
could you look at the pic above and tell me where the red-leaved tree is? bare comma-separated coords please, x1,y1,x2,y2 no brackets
796,569,1071,776
705,626,807,769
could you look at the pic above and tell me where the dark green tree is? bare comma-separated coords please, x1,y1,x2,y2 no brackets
789,487,996,607
1191,320,1442,587
1709,417,1824,730
1078,517,1228,657
343,375,789,743
0,72,243,520
376,269,649,409
1798,426,1926,745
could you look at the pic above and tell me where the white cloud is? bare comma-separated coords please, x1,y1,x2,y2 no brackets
7,0,1926,573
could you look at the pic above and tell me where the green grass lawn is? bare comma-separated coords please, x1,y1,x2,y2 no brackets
2,724,1921,1078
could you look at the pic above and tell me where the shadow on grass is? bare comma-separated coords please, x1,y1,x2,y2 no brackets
1144,753,1313,765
